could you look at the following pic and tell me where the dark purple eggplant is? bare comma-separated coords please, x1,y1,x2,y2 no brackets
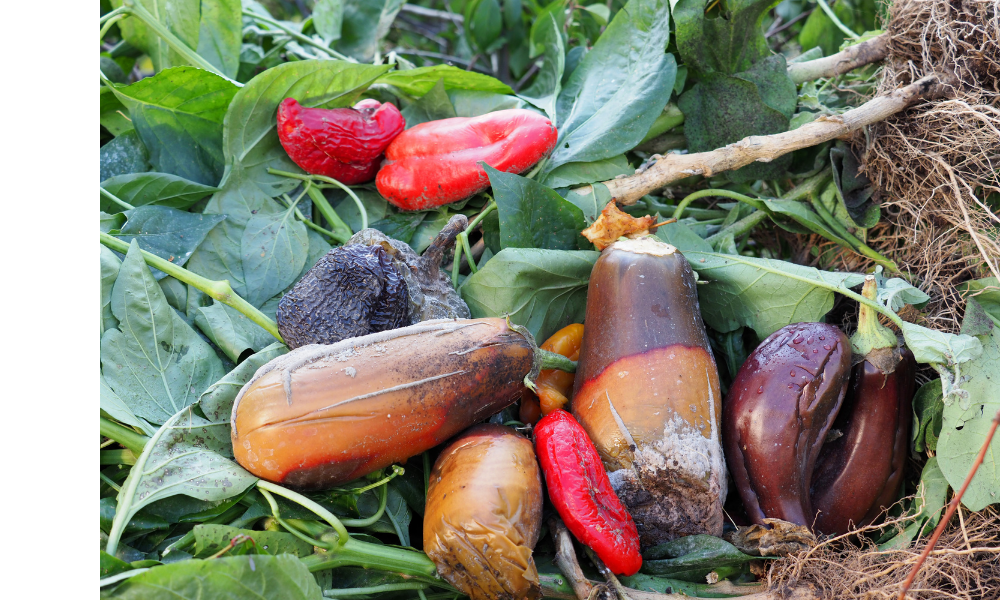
722,322,852,526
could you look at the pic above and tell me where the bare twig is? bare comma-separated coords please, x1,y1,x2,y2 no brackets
401,4,464,23
549,517,594,600
584,547,633,600
767,9,814,38
897,407,1000,600
599,73,950,205
787,33,889,83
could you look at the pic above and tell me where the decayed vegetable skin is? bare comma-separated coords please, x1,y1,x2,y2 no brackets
723,322,852,527
231,318,534,489
425,424,543,600
572,237,727,546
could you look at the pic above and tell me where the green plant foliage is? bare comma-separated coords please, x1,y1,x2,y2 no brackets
486,166,588,250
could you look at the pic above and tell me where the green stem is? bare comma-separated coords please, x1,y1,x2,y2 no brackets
537,348,577,373
451,241,463,286
467,200,497,231
162,530,196,556
639,103,685,145
451,199,497,283
346,465,404,495
100,472,122,492
101,188,135,211
100,13,128,42
99,233,283,342
121,0,233,81
460,231,477,274
270,169,368,230
280,189,343,242
815,0,859,38
242,10,355,62
324,584,429,597
306,186,352,243
100,449,137,465
100,5,128,24
339,484,388,528
673,189,766,220
810,197,899,272
257,480,350,546
704,210,770,245
100,417,149,455
299,538,440,580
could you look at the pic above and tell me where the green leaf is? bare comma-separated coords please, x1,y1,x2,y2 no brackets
240,205,309,307
102,246,123,336
655,221,713,253
377,65,513,97
830,143,878,228
912,379,944,454
106,67,239,186
101,173,218,213
879,458,949,550
331,188,388,232
101,86,133,136
115,206,227,279
401,79,458,128
101,555,320,599
519,10,565,122
101,373,157,437
622,572,762,597
486,166,587,250
448,90,523,117
936,298,1000,510
898,322,983,368
543,155,631,188
195,301,279,363
465,0,503,53
371,212,426,244
642,534,760,582
874,273,930,312
102,242,226,424
199,343,288,425
680,249,866,338
101,130,151,182
101,551,134,579
673,0,781,76
460,248,599,341
367,484,412,546
560,182,613,223
312,0,344,44
111,0,241,77
192,524,312,557
335,0,405,61
799,0,858,56
549,0,675,172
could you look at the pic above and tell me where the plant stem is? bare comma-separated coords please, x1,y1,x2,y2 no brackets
100,417,149,455
100,472,123,492
242,10,354,62
673,189,766,220
99,233,283,342
639,104,685,145
306,186,352,243
269,169,368,230
120,0,233,81
100,5,128,24
809,194,899,271
100,449,137,465
324,584,430,597
257,480,350,545
100,13,128,42
704,210,770,244
460,231,477,273
815,0,859,38
339,484,388,528
537,349,577,373
101,188,135,211
299,539,440,580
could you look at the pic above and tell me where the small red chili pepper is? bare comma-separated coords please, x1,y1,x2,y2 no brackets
375,109,557,210
534,409,642,576
276,97,405,185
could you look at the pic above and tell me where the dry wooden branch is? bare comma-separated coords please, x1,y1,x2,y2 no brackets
550,517,596,600
787,33,890,83
600,73,951,206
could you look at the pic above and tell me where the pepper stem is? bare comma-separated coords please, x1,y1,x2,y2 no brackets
851,274,898,356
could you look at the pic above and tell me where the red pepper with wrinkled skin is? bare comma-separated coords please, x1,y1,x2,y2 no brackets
376,109,557,210
534,409,642,576
277,98,405,184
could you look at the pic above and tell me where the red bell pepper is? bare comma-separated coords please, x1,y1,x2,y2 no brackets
375,109,557,210
534,409,642,576
277,98,405,185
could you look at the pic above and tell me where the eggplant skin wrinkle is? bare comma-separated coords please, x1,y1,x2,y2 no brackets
231,318,533,490
424,424,543,600
723,322,851,527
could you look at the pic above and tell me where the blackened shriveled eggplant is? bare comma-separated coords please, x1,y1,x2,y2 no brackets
723,322,852,527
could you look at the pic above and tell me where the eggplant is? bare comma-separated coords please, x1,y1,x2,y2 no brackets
572,237,727,546
424,424,543,600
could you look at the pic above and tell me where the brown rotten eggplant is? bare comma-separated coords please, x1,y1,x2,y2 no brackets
232,318,554,489
572,236,727,546
723,322,852,527
424,424,543,600
810,275,916,534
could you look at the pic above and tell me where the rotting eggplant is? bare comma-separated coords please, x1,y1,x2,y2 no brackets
231,318,569,490
724,275,917,534
424,424,543,600
723,322,852,528
810,275,916,534
275,215,470,349
572,236,727,546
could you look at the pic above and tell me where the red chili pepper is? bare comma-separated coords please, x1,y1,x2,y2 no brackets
276,98,405,185
534,409,642,576
375,109,557,210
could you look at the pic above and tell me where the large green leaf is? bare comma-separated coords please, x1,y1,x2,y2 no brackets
400,79,458,128
101,242,226,424
335,0,405,61
107,67,239,186
937,290,1000,510
460,248,599,341
101,246,122,336
101,374,156,437
101,173,218,213
486,166,587,250
547,0,675,172
313,0,344,44
111,0,242,77
543,155,631,189
115,206,227,278
101,130,151,182
673,0,781,76
518,9,564,122
199,343,287,424
102,555,319,599
195,301,279,363
376,65,513,97
464,0,503,53
240,204,309,307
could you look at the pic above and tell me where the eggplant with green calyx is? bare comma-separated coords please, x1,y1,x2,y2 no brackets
810,274,916,534
231,317,573,490
424,424,543,600
572,235,727,546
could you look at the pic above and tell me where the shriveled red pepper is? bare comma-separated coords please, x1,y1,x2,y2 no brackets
277,98,405,185
375,109,557,210
520,324,584,424
535,409,642,576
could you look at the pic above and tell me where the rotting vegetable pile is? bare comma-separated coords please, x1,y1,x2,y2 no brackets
99,1,1000,599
